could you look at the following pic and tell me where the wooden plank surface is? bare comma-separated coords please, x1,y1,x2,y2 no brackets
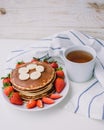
0,0,104,40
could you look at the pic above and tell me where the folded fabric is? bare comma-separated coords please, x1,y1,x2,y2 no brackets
63,30,104,120
5,30,104,120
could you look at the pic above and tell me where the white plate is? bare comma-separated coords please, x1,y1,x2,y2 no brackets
1,45,70,111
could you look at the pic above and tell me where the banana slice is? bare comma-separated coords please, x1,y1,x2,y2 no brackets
18,67,29,74
19,73,29,80
26,63,37,70
30,71,41,80
36,65,44,72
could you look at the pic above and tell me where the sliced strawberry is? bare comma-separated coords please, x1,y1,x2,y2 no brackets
42,97,55,104
26,99,37,109
55,78,65,93
50,62,58,69
56,70,65,78
10,92,23,105
3,86,14,96
50,93,62,99
36,99,44,108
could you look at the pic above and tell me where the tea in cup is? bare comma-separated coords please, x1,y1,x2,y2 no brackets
63,45,96,82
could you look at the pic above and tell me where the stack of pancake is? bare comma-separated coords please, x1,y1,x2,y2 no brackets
10,61,56,100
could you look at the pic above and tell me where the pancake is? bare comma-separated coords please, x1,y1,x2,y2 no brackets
12,73,56,93
19,83,56,100
10,61,55,91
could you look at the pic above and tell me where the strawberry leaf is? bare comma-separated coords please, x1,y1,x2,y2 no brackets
56,67,63,71
2,83,11,89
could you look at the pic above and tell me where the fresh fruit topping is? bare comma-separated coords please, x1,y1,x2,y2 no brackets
2,77,11,87
36,65,44,72
26,99,37,109
30,71,41,80
18,67,29,74
42,97,55,104
16,61,25,68
2,77,10,83
50,93,62,99
3,86,14,96
10,92,23,105
36,99,44,108
31,57,39,63
55,78,65,93
26,63,37,70
50,62,58,69
19,73,29,80
56,70,65,78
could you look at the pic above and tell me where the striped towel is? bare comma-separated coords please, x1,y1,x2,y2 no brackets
5,30,104,120
64,30,104,120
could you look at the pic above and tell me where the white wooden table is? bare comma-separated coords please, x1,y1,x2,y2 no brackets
0,0,104,130
0,0,104,40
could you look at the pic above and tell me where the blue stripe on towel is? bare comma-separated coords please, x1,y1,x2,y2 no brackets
102,104,104,120
30,47,50,49
30,46,61,50
94,39,104,47
39,53,49,60
50,47,61,50
11,50,24,52
88,91,104,118
74,80,98,113
56,36,70,40
6,50,31,62
70,31,85,45
81,32,104,47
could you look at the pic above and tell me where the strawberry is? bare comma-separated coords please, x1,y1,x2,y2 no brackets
2,77,11,87
36,99,44,108
3,77,10,83
50,62,58,69
54,78,65,93
3,86,14,96
42,97,55,104
56,70,65,78
10,92,23,105
16,61,25,68
50,93,62,99
31,57,39,63
26,99,37,109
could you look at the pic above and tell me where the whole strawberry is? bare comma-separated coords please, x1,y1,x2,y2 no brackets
10,92,23,105
55,78,65,93
2,77,11,87
3,86,14,96
56,70,65,78
50,62,58,69
16,61,25,68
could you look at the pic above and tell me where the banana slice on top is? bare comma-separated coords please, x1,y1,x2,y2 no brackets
30,71,41,80
36,65,44,72
18,67,29,74
26,63,37,70
19,73,29,80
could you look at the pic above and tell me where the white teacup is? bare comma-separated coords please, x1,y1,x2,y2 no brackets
63,45,96,82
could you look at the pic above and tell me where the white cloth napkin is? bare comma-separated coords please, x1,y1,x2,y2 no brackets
5,30,104,120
